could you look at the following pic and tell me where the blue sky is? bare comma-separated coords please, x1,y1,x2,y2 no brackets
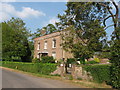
0,2,67,33
0,1,120,40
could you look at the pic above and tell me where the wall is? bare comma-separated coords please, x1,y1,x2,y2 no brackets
34,32,73,61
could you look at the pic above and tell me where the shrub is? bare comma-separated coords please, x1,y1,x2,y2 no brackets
109,39,120,89
32,58,40,63
83,64,111,83
94,58,100,63
2,61,56,75
67,58,76,64
85,60,99,64
41,56,55,63
57,59,64,66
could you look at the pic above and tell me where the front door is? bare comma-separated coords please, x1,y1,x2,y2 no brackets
41,53,48,57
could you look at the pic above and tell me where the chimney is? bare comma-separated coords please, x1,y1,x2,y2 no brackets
41,28,46,36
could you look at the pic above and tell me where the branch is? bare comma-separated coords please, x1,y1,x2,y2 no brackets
104,24,114,30
110,0,119,27
98,2,116,28
103,15,115,27
111,0,119,18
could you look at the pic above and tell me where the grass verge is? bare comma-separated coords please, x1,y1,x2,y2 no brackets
1,66,111,88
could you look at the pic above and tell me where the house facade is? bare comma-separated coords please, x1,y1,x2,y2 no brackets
34,31,73,62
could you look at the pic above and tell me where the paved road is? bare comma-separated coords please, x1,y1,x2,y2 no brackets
2,68,80,88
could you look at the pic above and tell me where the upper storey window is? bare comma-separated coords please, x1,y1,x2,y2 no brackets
52,39,56,48
37,42,40,50
44,41,47,49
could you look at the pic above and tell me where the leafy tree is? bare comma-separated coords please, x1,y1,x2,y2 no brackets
44,24,57,34
58,2,108,63
33,24,57,39
32,28,43,39
98,1,120,88
0,23,2,60
2,18,31,62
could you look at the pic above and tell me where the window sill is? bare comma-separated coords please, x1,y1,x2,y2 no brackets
52,47,56,49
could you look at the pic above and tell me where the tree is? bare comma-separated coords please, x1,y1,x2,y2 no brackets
0,23,2,60
44,24,57,34
32,28,43,39
58,2,108,63
33,24,57,39
98,1,120,88
2,18,31,62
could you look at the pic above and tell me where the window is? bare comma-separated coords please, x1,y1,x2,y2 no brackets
52,52,56,59
37,53,40,58
52,39,56,48
37,43,40,50
44,41,47,49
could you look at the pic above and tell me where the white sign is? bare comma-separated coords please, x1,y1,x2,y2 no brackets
60,64,64,66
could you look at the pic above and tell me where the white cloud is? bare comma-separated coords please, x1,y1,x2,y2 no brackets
43,17,59,27
48,17,60,25
1,0,68,2
0,3,46,22
1,0,16,2
0,12,10,21
16,7,46,18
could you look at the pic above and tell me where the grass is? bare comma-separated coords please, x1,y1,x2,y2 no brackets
1,66,112,88
72,80,111,88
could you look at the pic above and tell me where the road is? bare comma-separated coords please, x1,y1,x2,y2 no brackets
2,68,80,88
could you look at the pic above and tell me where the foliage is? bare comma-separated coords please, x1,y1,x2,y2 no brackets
32,58,40,63
67,58,76,64
2,61,57,75
58,2,107,63
32,24,57,39
98,1,119,88
109,38,120,89
94,58,100,63
85,61,99,64
41,56,55,63
2,18,31,62
43,24,57,34
56,59,64,66
83,64,111,83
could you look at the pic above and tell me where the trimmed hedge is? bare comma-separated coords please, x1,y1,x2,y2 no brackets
41,56,55,63
85,60,99,64
83,64,111,83
2,61,56,75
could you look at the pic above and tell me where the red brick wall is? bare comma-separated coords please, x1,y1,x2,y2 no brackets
34,32,73,61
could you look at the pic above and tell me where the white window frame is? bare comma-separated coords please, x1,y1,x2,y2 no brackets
44,41,47,49
52,39,56,48
52,52,56,59
37,54,40,58
37,43,40,50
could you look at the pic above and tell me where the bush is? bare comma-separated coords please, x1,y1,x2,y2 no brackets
32,58,40,63
67,58,76,64
83,64,111,83
2,61,56,75
109,39,120,89
41,56,55,63
94,58,100,63
85,60,99,64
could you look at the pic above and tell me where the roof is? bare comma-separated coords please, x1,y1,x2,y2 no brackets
34,31,62,41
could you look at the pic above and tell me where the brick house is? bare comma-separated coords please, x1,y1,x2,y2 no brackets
34,31,73,62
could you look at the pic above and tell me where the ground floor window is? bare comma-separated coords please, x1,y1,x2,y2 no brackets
52,52,56,59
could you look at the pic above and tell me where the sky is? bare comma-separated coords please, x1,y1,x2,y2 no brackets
0,0,120,40
0,2,67,33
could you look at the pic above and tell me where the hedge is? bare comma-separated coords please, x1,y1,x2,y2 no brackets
83,64,111,84
2,61,56,75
